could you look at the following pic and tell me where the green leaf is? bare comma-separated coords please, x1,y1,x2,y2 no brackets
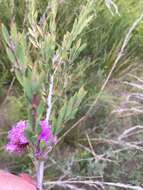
11,23,18,42
23,77,33,101
37,100,45,121
31,136,38,145
54,87,87,131
15,70,24,86
25,128,34,141
40,140,47,149
6,47,16,63
16,43,26,66
55,101,67,130
36,124,42,134
40,35,55,62
1,24,9,44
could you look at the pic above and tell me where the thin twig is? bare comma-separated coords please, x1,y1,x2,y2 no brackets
78,143,115,163
86,133,98,161
44,180,143,190
46,54,62,121
104,0,120,16
37,161,44,190
2,77,15,105
48,183,86,190
118,125,143,140
46,75,54,121
124,81,143,90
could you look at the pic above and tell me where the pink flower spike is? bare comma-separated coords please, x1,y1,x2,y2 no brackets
38,119,57,145
6,121,29,155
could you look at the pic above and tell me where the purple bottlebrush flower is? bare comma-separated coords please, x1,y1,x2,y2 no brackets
6,121,29,154
35,119,57,158
38,119,57,145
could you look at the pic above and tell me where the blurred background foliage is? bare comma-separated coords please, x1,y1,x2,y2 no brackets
1,0,143,189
